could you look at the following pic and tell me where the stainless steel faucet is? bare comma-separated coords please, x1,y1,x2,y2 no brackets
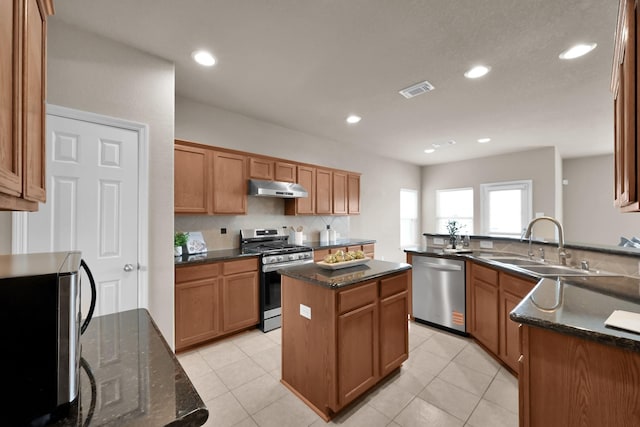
523,216,570,265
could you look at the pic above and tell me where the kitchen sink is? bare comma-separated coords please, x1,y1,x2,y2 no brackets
481,255,620,277
485,256,545,266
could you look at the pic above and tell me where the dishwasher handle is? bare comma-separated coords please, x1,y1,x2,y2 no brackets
423,262,463,271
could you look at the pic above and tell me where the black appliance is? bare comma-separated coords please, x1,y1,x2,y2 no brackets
0,251,97,426
240,229,313,332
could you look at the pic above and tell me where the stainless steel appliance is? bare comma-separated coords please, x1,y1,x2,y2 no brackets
0,251,97,425
240,228,313,332
412,255,467,335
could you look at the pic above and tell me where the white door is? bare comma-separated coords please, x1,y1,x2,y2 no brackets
27,114,140,316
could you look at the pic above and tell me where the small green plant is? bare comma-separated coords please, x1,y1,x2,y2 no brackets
174,231,189,247
446,220,463,238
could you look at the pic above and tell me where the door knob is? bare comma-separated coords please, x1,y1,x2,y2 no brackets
124,264,135,272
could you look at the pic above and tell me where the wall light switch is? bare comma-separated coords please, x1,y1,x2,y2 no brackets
433,237,445,245
300,304,311,320
480,240,493,249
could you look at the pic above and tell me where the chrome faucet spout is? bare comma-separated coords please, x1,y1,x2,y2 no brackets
523,216,568,265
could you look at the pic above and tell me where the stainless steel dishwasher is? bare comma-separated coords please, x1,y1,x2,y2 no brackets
412,255,466,334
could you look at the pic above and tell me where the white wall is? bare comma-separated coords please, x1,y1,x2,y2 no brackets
563,154,640,246
421,147,560,240
175,97,421,262
45,21,176,344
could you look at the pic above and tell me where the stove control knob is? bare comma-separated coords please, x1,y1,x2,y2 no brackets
277,256,284,262
288,254,296,261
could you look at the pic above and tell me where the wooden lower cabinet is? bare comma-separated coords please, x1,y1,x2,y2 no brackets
222,271,259,332
281,270,409,420
469,262,536,372
519,325,640,426
175,257,259,351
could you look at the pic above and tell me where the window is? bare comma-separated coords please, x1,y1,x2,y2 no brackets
400,189,418,247
480,180,532,237
436,188,473,234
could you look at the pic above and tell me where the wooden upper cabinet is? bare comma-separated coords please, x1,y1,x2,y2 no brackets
347,173,360,214
285,165,315,215
0,0,52,211
316,168,333,214
174,142,210,214
275,161,296,182
612,0,640,211
212,150,247,214
333,171,348,215
248,156,273,180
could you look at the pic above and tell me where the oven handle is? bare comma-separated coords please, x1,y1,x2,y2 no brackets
262,259,314,273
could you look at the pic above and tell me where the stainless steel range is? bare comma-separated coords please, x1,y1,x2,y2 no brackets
240,228,313,332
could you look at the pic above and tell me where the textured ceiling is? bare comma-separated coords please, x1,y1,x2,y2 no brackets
51,0,618,165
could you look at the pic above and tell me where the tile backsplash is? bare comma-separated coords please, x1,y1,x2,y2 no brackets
175,197,350,250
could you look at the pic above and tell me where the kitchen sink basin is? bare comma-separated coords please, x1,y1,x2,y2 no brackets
513,264,619,277
485,256,544,266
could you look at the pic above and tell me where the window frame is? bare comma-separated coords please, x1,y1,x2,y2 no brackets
480,180,533,237
400,188,419,248
435,187,474,235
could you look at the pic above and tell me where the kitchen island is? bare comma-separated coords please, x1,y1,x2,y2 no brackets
279,259,411,421
53,309,208,426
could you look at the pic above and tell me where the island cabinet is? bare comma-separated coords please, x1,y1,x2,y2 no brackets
281,269,409,421
612,0,640,211
0,0,53,212
175,257,259,351
519,325,640,427
468,261,536,373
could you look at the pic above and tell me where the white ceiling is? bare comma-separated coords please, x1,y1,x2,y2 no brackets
51,0,618,166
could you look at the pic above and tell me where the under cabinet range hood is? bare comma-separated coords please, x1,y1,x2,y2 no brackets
248,179,308,198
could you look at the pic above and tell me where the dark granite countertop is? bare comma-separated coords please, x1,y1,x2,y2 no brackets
510,276,640,352
279,259,411,288
175,248,259,266
305,238,376,250
53,309,208,426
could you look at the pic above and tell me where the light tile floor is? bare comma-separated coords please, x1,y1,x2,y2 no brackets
177,321,518,427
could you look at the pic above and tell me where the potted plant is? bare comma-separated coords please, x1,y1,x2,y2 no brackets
174,232,189,257
446,220,463,249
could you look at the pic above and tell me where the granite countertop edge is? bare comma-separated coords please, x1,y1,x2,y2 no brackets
280,260,411,289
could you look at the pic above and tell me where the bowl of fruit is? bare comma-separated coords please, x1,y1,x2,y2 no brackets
316,249,370,270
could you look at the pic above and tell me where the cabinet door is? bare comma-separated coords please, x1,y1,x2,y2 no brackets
471,278,499,354
500,290,523,372
285,165,315,215
333,171,348,215
313,248,329,262
347,174,360,214
275,161,296,182
174,143,210,214
175,278,220,350
222,271,259,332
337,302,379,407
0,1,22,198
248,157,273,180
22,0,47,202
212,151,247,214
316,168,332,214
379,290,408,376
362,243,375,259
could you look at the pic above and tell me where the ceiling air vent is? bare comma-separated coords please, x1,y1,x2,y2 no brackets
398,80,435,99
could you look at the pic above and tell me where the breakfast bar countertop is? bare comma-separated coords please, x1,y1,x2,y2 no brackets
53,309,208,426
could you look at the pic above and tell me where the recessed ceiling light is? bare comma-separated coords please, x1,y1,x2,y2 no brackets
464,65,491,79
559,43,597,60
447,140,456,145
477,137,491,143
432,143,441,148
192,50,216,66
424,148,435,154
346,115,362,124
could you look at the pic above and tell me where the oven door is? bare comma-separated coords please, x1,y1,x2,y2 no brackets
261,260,313,331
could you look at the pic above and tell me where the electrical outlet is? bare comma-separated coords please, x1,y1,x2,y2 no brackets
480,240,493,249
220,228,227,234
300,304,311,319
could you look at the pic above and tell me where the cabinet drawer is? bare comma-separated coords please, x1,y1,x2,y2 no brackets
314,249,330,262
223,257,259,275
175,262,220,283
338,281,377,314
380,272,409,298
347,245,362,253
500,272,536,299
473,263,498,286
